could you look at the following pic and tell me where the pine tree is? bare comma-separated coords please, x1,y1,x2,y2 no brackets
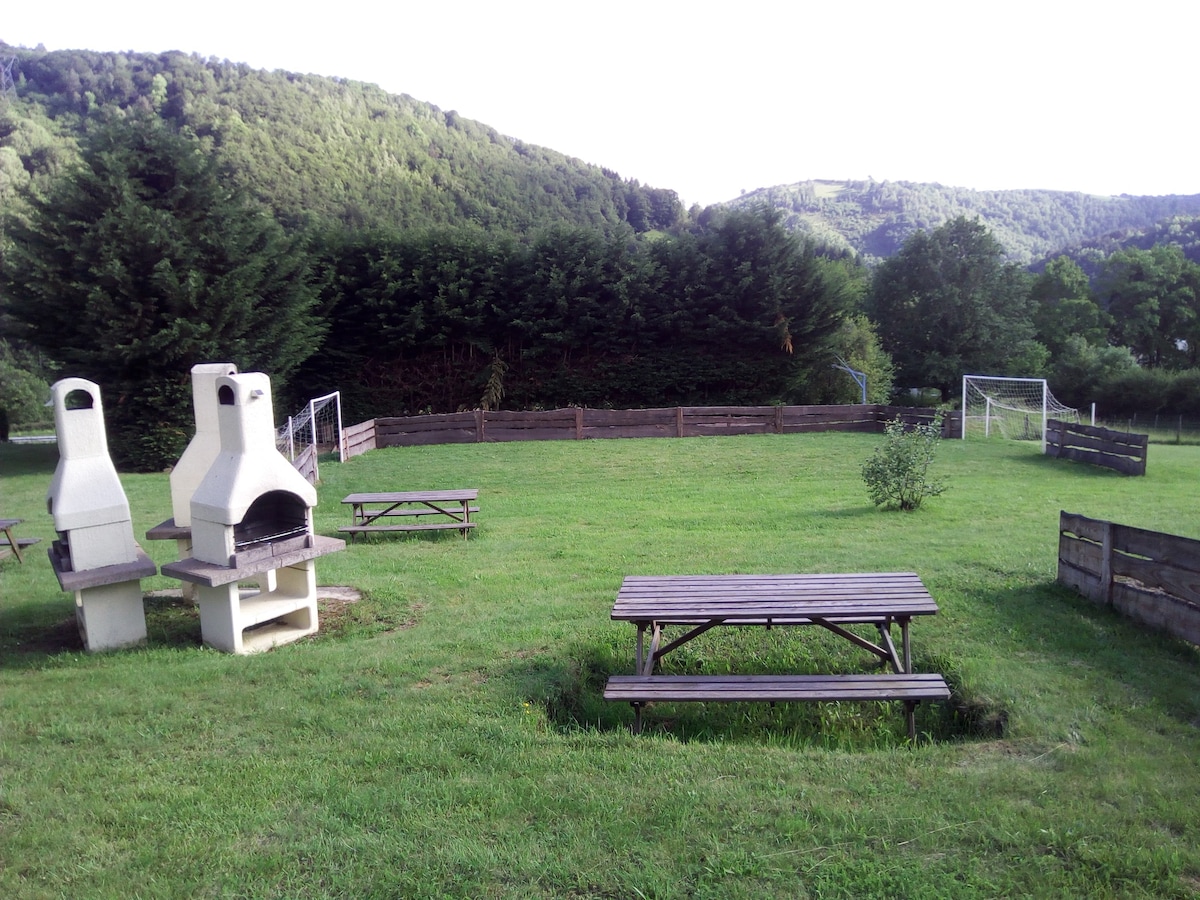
0,113,323,470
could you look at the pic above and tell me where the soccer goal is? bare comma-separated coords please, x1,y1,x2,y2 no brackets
961,376,1079,449
276,390,345,473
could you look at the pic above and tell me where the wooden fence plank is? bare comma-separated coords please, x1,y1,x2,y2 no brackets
1114,524,1200,577
1059,511,1108,543
1057,558,1104,603
1112,553,1200,605
1056,446,1146,475
1111,582,1200,645
1059,534,1104,576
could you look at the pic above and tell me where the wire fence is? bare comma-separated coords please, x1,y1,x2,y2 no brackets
1095,413,1200,445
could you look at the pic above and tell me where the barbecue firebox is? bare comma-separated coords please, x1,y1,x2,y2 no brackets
45,378,157,651
161,372,343,653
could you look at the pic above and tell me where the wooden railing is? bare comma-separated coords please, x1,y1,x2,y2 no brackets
344,404,956,451
1046,419,1148,475
1057,511,1200,646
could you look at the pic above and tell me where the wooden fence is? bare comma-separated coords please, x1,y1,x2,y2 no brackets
1057,511,1200,646
1046,419,1148,476
292,443,319,484
343,417,377,460
341,404,957,452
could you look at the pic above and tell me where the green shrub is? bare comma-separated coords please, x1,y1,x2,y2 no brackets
861,413,946,511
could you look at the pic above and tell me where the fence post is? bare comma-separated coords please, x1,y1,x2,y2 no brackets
774,406,783,434
475,409,485,442
676,407,684,438
575,407,584,439
1100,520,1114,607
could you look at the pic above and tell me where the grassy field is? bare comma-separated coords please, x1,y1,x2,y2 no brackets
2,432,1199,899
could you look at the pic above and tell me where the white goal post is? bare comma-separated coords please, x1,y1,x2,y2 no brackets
276,390,345,476
961,375,1079,450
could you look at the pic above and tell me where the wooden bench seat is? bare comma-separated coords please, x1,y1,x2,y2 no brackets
354,506,480,518
605,673,950,736
338,521,477,534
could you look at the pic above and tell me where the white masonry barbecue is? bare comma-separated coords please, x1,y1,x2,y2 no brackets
45,378,157,651
161,372,343,653
146,363,238,598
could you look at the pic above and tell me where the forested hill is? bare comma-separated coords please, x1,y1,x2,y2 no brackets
4,42,1200,261
0,42,683,234
724,179,1200,265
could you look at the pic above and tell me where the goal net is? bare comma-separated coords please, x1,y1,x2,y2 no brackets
961,376,1079,447
276,391,345,477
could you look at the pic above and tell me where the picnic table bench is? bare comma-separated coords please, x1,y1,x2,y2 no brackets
606,572,950,738
1,518,41,564
338,490,478,540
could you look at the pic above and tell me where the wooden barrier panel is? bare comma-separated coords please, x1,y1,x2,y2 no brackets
1046,419,1147,475
581,407,677,440
681,406,778,437
780,405,879,434
376,412,479,446
342,419,377,460
483,408,580,442
1057,510,1200,646
291,443,319,484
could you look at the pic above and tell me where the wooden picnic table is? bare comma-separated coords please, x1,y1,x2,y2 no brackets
338,490,479,540
606,572,949,737
0,518,41,564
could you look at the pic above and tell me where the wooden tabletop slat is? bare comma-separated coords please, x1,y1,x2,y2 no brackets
611,572,938,621
342,490,477,504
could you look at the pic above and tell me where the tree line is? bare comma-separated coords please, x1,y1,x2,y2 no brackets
1,115,864,468
4,47,1200,468
868,217,1200,418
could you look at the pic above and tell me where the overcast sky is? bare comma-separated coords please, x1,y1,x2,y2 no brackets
5,1,1196,207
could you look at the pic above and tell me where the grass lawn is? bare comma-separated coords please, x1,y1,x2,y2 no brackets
2,432,1199,899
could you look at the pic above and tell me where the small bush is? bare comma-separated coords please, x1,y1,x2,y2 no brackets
862,413,946,511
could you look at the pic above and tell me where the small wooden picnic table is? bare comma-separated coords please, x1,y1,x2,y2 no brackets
0,518,41,564
338,490,478,540
606,572,949,737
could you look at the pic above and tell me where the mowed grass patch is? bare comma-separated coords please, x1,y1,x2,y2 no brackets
2,433,1199,898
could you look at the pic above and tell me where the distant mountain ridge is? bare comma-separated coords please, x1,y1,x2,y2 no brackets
3,41,1198,265
723,179,1200,265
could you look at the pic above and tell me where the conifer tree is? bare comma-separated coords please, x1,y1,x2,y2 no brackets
1,113,323,469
